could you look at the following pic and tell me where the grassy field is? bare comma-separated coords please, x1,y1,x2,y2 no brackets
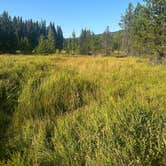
0,55,165,166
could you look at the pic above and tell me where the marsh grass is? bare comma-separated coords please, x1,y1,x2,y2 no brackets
0,55,165,165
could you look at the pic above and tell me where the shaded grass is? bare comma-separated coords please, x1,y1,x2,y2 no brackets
0,55,165,165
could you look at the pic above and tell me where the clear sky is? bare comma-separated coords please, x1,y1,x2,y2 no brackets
0,0,143,37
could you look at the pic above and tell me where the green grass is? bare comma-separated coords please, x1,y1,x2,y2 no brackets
0,55,165,166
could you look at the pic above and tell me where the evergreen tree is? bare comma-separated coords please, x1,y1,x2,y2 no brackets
35,36,48,54
56,26,64,51
120,1,165,57
131,3,150,55
0,11,64,54
20,37,31,53
0,11,17,53
112,31,122,53
47,28,56,53
144,0,166,58
120,3,134,54
79,29,93,55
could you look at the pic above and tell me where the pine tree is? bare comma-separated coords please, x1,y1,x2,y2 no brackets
56,26,64,51
144,0,166,58
20,37,31,53
79,29,93,55
131,3,150,55
0,11,64,54
120,3,134,55
0,11,17,53
35,35,48,54
47,28,56,53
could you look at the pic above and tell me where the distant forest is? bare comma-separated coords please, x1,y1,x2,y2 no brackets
0,12,63,54
0,0,165,58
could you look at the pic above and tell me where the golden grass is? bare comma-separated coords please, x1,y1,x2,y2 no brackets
0,55,165,165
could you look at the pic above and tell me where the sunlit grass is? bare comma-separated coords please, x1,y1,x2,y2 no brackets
0,55,165,165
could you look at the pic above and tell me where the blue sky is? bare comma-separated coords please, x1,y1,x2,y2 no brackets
0,0,143,37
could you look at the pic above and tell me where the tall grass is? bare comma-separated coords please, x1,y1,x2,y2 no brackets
0,55,165,165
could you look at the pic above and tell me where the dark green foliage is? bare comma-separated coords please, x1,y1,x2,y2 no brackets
0,12,64,54
47,28,56,53
144,0,166,58
0,12,17,53
35,29,56,54
56,26,64,51
64,30,103,55
79,29,94,55
19,37,31,54
35,36,49,54
120,1,166,57
120,3,134,54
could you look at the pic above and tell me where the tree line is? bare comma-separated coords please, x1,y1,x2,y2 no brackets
65,0,165,58
0,0,165,58
0,11,64,54
64,27,120,56
120,0,165,58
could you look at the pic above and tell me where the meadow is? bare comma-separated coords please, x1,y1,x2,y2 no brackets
0,55,165,166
